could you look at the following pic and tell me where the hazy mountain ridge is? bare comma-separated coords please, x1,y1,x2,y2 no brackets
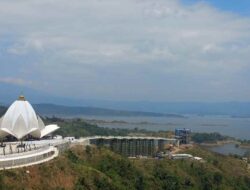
33,104,184,117
1,82,250,116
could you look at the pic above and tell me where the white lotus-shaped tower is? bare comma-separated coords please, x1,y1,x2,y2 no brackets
0,96,60,140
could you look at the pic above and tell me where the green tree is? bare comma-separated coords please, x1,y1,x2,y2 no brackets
213,172,223,186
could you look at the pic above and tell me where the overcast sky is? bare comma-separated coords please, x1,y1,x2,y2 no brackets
1,0,250,102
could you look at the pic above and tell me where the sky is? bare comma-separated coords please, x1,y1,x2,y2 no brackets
182,0,250,16
1,0,250,102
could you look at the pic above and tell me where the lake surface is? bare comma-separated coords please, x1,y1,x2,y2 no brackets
74,115,250,140
206,143,250,156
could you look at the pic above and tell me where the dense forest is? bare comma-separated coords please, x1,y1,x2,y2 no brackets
191,132,232,143
0,145,249,190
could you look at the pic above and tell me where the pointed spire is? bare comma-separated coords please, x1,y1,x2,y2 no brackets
18,95,25,101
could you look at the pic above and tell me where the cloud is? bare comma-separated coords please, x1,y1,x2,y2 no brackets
0,0,250,101
0,77,33,86
7,38,44,55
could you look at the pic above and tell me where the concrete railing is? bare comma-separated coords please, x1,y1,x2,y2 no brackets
0,136,178,169
0,146,59,170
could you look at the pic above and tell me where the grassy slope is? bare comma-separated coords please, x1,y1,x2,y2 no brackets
0,145,249,190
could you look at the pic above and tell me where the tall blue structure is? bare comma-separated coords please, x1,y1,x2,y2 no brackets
175,128,191,144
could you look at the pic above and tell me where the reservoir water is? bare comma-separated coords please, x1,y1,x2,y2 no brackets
76,115,250,140
205,143,250,156
62,114,250,155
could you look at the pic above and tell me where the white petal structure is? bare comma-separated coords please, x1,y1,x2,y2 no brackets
0,117,9,138
29,116,60,138
0,96,60,139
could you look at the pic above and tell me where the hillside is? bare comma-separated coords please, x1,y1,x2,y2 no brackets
0,145,249,190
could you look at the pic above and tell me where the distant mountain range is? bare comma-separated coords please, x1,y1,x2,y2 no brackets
0,103,183,118
32,104,184,118
1,82,250,116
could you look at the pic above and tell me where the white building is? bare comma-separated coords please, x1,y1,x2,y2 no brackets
0,95,60,140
